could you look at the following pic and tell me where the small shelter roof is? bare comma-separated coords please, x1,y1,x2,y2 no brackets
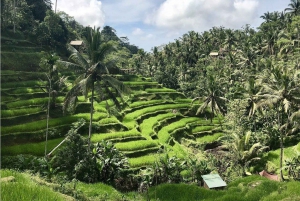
70,40,83,46
209,52,219,56
202,174,227,189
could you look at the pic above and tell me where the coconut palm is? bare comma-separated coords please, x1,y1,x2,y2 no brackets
285,0,300,16
223,29,238,52
256,63,300,180
223,131,268,176
192,75,227,123
243,78,262,118
59,27,130,150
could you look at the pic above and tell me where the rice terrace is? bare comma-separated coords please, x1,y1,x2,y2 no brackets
1,0,300,200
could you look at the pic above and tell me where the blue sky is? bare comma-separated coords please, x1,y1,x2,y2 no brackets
52,0,290,52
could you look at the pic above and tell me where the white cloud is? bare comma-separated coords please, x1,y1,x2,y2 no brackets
102,0,157,23
146,34,154,39
146,0,259,31
132,28,144,36
52,0,105,27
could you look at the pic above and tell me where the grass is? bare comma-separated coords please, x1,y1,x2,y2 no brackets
123,81,159,86
147,175,300,201
145,88,177,93
1,138,64,156
140,113,178,139
196,132,224,143
123,103,190,129
128,153,163,168
2,87,45,94
115,140,159,151
129,99,169,109
1,169,67,201
1,80,46,88
1,113,104,135
70,181,123,201
1,51,42,71
91,128,141,142
192,125,215,133
98,116,121,125
2,169,300,201
1,107,44,118
157,117,201,143
5,97,64,109
174,98,193,103
263,142,300,173
94,102,108,112
1,73,47,83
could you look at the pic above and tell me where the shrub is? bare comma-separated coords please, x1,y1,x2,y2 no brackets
93,140,129,184
50,119,96,182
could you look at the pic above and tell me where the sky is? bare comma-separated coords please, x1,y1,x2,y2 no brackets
52,0,290,52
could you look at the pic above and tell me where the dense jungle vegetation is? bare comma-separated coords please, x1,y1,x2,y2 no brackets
1,0,300,200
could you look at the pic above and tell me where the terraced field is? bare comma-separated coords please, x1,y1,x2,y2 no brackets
1,69,223,170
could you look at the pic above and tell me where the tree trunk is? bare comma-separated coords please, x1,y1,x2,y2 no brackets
45,76,51,157
88,82,94,151
211,103,214,123
279,132,284,181
278,106,284,181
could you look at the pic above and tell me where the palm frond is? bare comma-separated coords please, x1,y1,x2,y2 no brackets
94,81,105,102
191,97,202,104
102,75,131,96
67,44,79,54
104,85,121,109
74,74,86,85
244,131,251,148
69,52,89,71
56,60,83,73
80,75,93,99
63,84,82,113
290,110,300,121
196,100,209,115
283,98,291,113
97,41,116,62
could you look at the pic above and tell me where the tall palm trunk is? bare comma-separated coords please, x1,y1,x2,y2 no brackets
88,81,94,151
45,77,51,157
279,132,284,181
278,107,284,181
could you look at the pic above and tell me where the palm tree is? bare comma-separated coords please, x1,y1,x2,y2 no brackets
256,63,300,180
285,0,300,16
260,12,273,23
223,29,238,52
59,27,130,150
192,75,227,123
243,78,262,118
223,131,268,176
